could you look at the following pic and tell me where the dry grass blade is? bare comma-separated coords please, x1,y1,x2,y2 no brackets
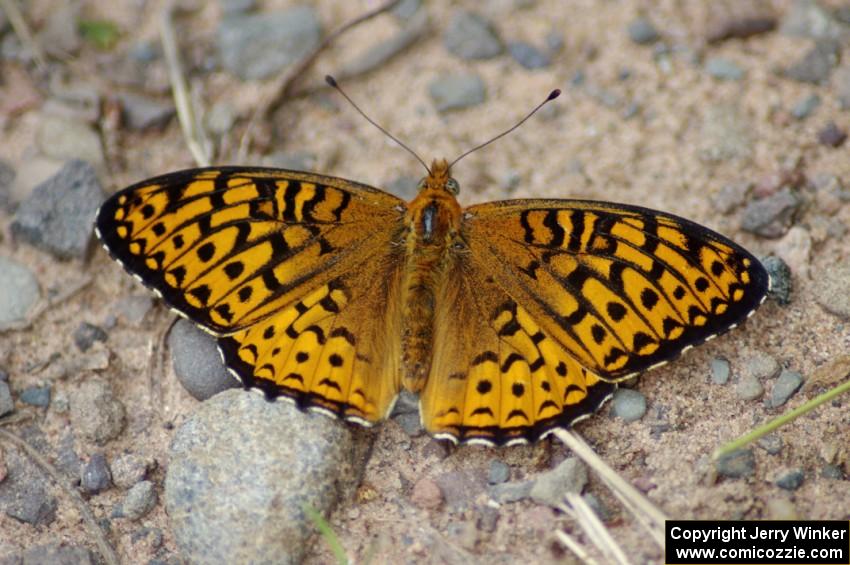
554,429,667,549
559,492,631,565
0,427,120,565
0,0,47,71
554,529,597,565
159,1,212,167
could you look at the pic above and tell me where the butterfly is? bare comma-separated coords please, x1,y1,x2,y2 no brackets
95,86,770,447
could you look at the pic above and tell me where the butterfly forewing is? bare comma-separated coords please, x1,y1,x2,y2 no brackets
462,199,770,382
96,167,404,335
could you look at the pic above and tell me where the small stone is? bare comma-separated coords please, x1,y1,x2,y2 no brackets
55,432,81,477
705,57,745,80
428,73,486,112
785,39,840,84
790,94,821,120
117,92,175,130
743,351,781,381
205,102,237,136
21,543,93,565
774,226,811,280
118,480,157,520
217,7,321,80
81,453,112,494
19,386,50,407
740,188,801,238
443,11,502,60
434,471,485,508
499,170,521,192
0,382,13,417
545,30,564,53
835,65,850,110
780,1,845,40
767,370,804,408
411,478,443,510
113,295,154,326
489,479,533,503
0,257,40,330
710,357,731,385
611,388,647,422
0,446,57,525
817,122,847,147
508,41,550,69
338,12,427,79
757,434,783,455
69,378,126,445
36,116,104,166
715,448,755,478
766,497,799,520
385,175,419,200
73,322,108,352
488,460,510,484
812,261,850,320
762,256,792,305
110,453,152,489
736,374,764,401
775,469,804,490
392,0,420,20
169,319,239,401
11,160,105,260
37,4,80,57
219,0,256,16
530,457,587,508
706,11,777,43
627,17,660,44
710,181,751,214
394,413,423,437
822,464,845,479
476,505,500,533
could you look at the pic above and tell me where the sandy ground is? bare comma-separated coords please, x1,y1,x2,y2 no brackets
1,0,849,563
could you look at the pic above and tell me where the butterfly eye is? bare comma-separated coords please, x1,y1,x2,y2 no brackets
446,178,460,194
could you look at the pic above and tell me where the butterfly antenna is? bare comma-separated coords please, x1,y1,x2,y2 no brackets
325,75,431,174
449,89,561,169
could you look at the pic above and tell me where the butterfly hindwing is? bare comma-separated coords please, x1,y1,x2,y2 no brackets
462,200,770,381
96,167,404,335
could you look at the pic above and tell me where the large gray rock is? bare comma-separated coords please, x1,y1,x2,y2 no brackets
11,160,104,260
165,389,370,564
217,6,321,80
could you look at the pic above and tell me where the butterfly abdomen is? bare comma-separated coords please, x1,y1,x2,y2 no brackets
399,182,463,392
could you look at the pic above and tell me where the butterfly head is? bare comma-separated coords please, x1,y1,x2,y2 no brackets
419,159,460,195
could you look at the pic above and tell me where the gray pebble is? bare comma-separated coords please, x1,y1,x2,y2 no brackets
780,1,845,41
821,464,845,479
488,460,510,484
785,39,840,84
757,434,783,455
55,432,81,477
219,0,256,16
736,374,764,401
0,257,40,330
166,389,367,564
767,369,804,408
740,188,801,238
217,6,321,80
627,17,660,44
611,388,647,422
508,41,550,69
711,182,752,215
499,169,521,192
21,543,93,565
110,453,152,489
69,378,126,445
128,40,159,63
394,413,423,437
73,322,108,352
428,73,486,112
530,457,587,508
81,453,112,494
488,480,533,503
392,0,421,20
775,469,805,490
205,102,236,137
762,255,792,305
835,65,850,109
117,92,175,131
812,260,850,320
817,122,847,148
0,382,13,417
0,445,57,525
113,294,154,326
705,57,745,80
385,175,419,200
791,93,821,120
19,386,50,407
443,11,502,60
119,480,157,520
710,357,731,385
11,160,105,260
338,11,427,79
36,114,104,166
715,448,755,478
434,470,486,508
545,30,564,53
169,318,239,401
740,352,780,381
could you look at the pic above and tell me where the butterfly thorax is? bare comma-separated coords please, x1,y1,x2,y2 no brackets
399,159,463,392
